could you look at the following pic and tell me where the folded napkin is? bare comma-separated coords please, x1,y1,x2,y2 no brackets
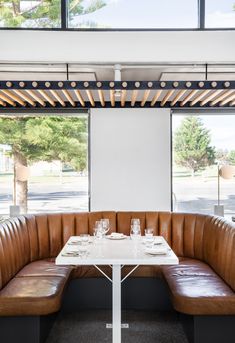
145,246,168,255
110,232,124,238
68,241,82,245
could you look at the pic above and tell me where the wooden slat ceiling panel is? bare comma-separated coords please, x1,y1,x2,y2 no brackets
0,80,235,109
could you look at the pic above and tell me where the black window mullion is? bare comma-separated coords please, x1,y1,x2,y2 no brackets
198,0,205,29
61,0,68,30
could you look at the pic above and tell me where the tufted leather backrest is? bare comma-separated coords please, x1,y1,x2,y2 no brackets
117,211,209,260
0,216,30,289
0,211,234,292
26,211,117,261
171,212,208,260
203,216,235,291
117,211,172,242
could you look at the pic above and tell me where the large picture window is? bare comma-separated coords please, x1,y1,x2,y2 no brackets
0,0,61,28
205,0,235,29
68,0,198,29
1,0,233,30
0,114,89,217
172,113,235,219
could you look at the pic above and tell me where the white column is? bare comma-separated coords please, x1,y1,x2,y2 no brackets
112,264,121,343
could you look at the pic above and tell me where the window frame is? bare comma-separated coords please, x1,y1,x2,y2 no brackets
170,108,235,213
0,0,234,31
0,108,91,215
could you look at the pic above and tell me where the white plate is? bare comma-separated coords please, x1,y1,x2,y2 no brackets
106,234,127,240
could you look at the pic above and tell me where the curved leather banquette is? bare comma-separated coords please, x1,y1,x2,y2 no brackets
0,211,234,317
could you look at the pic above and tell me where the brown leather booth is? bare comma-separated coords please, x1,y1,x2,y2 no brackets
0,211,234,343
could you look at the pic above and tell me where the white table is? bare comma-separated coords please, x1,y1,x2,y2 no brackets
56,236,179,343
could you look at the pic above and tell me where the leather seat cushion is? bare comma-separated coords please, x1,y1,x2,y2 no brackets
0,276,68,316
162,258,235,315
17,258,73,279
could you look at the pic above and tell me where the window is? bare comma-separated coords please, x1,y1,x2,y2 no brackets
0,0,234,31
0,114,89,217
68,0,198,29
0,0,61,28
172,114,235,218
205,0,235,28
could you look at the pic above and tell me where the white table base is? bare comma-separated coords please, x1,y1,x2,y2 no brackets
94,264,140,343
113,265,121,343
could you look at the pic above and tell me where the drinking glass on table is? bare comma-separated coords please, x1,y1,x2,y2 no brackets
130,224,141,240
77,245,88,258
94,221,103,237
95,220,102,229
100,218,110,235
93,227,103,240
130,218,141,237
80,233,90,246
144,228,154,247
131,218,140,226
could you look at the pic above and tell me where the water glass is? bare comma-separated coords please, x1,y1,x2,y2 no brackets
78,246,88,258
93,227,103,240
80,233,90,245
144,228,154,247
94,221,104,238
130,224,141,240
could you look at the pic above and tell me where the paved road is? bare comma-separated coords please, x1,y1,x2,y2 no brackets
174,177,235,216
0,177,89,215
1,176,235,217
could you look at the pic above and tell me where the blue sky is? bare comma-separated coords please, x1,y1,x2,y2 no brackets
173,115,235,151
70,0,235,28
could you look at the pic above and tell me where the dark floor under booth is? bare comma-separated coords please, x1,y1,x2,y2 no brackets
45,310,188,343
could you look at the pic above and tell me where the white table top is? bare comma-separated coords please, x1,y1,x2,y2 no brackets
56,236,179,266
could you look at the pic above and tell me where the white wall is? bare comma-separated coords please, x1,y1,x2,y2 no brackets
90,108,171,211
0,30,235,64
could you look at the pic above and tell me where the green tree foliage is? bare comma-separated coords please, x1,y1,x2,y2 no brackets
0,116,87,212
174,116,215,176
228,150,235,165
0,0,106,28
0,116,88,170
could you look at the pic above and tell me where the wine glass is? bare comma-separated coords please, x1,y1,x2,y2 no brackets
100,218,110,235
95,220,102,229
131,218,140,226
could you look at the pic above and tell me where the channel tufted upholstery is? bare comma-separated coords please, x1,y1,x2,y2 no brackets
0,211,234,316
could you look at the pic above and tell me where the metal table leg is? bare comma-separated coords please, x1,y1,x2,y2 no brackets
112,264,121,343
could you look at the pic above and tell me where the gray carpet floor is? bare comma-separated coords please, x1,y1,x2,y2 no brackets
46,310,188,343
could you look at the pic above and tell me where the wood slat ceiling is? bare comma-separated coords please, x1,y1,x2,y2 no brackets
0,81,235,109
